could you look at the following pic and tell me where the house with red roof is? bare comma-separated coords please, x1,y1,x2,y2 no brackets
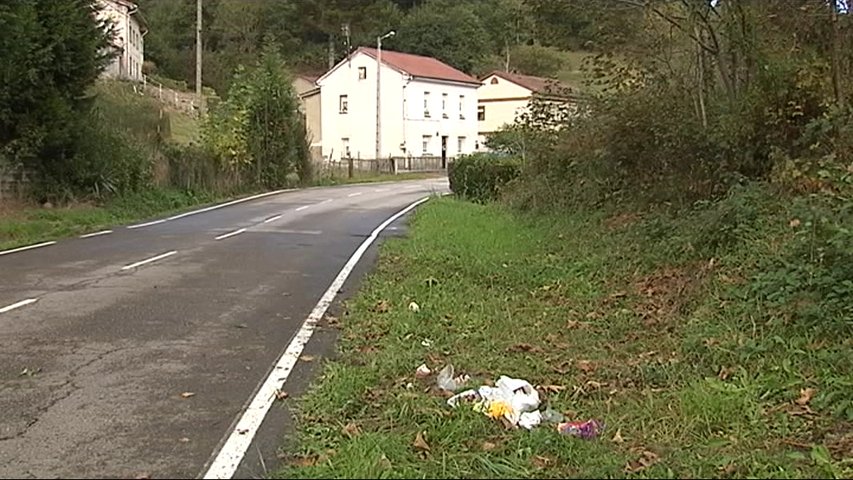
477,71,578,149
315,47,481,163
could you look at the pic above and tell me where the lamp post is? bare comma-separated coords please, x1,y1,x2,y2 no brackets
375,30,395,161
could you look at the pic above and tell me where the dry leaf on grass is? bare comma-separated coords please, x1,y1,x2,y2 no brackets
507,343,542,353
789,218,801,228
576,360,596,373
625,450,659,473
718,366,736,381
612,429,625,444
324,315,340,327
796,387,816,406
180,392,195,399
540,384,566,394
372,300,390,313
413,431,431,452
342,422,361,438
289,455,319,467
532,455,554,468
482,441,497,451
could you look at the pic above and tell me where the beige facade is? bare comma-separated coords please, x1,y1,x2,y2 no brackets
97,0,147,82
294,76,323,162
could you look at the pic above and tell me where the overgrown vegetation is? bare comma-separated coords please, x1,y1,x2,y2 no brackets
448,153,520,203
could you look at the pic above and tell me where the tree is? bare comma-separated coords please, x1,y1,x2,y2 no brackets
0,0,111,197
389,0,491,72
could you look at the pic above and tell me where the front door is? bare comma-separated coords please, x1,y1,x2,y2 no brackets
441,136,448,169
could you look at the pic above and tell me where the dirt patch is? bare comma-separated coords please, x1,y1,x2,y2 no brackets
633,264,705,326
604,212,642,230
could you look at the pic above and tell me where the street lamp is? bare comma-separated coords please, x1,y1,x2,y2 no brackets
375,30,395,162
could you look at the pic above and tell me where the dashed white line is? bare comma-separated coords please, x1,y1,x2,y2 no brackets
295,205,311,212
80,230,113,239
262,215,282,224
121,250,177,270
0,298,39,314
202,196,431,479
320,199,332,204
215,228,247,241
347,192,363,198
127,219,166,229
373,188,387,193
0,241,57,257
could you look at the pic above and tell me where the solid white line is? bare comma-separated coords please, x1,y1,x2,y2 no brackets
202,196,430,479
347,192,363,198
121,250,177,270
295,205,311,212
262,215,282,224
215,228,246,241
80,230,113,239
0,241,57,257
0,298,38,314
127,219,166,229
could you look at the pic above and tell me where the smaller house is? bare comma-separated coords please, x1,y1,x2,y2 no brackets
293,74,323,162
97,0,148,82
477,71,577,149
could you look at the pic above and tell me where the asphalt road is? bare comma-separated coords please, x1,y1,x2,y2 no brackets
0,178,448,479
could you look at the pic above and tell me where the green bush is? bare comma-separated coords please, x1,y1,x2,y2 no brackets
449,153,521,203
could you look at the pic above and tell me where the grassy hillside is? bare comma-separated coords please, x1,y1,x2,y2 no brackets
278,185,851,478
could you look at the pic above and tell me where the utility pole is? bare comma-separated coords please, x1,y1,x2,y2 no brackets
375,31,395,161
830,0,845,109
196,0,205,116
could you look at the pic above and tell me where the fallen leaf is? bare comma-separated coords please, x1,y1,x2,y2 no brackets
290,455,319,467
507,343,542,353
179,437,190,443
625,450,659,473
180,392,195,399
18,367,42,377
540,384,566,394
415,363,431,378
612,429,625,444
372,300,390,313
610,291,628,299
796,387,816,406
324,315,340,327
789,218,801,228
300,355,316,362
275,390,289,401
532,455,554,468
342,422,361,438
719,462,737,476
234,323,248,329
718,365,736,381
482,441,497,451
413,431,431,452
576,360,595,373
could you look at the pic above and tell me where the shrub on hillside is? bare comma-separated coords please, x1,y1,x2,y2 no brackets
449,153,521,203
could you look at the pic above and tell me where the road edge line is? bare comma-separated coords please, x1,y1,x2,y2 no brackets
201,195,431,479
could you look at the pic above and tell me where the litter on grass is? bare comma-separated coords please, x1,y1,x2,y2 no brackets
443,368,603,437
435,364,470,392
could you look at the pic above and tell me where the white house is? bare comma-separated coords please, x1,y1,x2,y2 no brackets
477,71,577,148
96,0,147,82
315,47,481,164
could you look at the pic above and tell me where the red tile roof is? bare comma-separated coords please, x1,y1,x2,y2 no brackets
484,71,572,97
358,47,480,85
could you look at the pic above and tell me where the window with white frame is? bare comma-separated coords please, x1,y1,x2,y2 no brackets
358,66,367,80
442,93,448,118
457,136,465,153
459,95,465,119
424,92,431,118
422,135,431,155
339,95,348,114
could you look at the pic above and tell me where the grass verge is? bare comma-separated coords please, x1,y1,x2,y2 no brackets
277,190,851,478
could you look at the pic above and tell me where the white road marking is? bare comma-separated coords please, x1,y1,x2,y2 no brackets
121,250,177,270
373,188,387,193
0,298,38,314
295,205,311,212
319,199,332,204
215,228,247,241
347,192,363,197
0,241,57,257
277,229,322,235
262,215,282,224
80,230,113,239
127,219,166,229
125,189,295,230
202,196,430,480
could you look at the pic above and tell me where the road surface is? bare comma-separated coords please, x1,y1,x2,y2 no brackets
0,178,447,479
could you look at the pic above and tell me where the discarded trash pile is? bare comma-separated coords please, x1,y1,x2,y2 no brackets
423,364,604,438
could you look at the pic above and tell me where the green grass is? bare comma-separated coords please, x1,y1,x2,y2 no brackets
556,50,595,90
0,189,225,250
277,190,852,479
168,109,200,145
